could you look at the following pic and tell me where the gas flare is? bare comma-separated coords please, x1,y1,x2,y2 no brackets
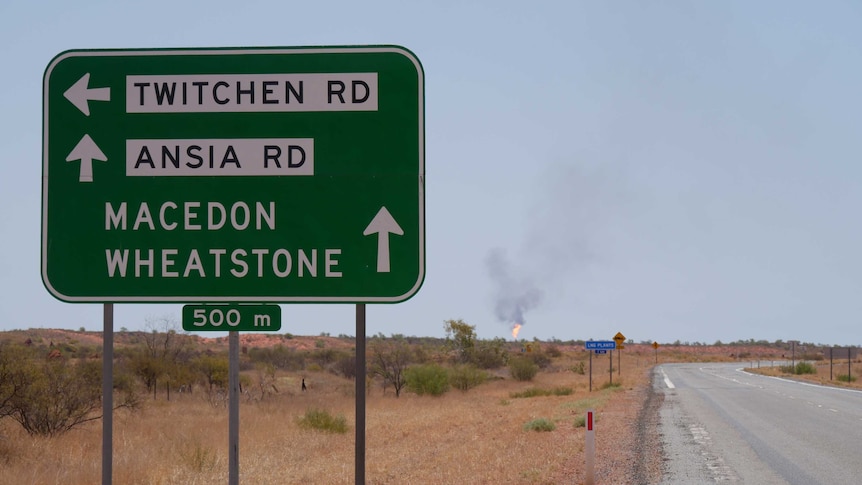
511,323,522,340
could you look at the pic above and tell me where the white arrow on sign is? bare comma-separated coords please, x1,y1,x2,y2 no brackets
363,206,404,273
66,134,107,182
63,73,111,116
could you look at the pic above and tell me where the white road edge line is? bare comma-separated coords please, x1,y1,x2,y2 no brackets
661,368,675,389
736,368,862,395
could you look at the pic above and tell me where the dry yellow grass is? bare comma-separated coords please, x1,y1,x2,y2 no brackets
0,351,651,484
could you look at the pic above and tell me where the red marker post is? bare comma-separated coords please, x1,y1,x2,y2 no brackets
585,409,595,485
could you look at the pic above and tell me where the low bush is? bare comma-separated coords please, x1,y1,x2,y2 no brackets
527,351,552,369
297,408,348,434
779,362,817,375
544,345,562,358
510,388,545,399
405,364,449,396
837,374,857,383
509,357,538,382
510,387,573,399
573,413,599,428
470,339,509,369
523,418,555,432
573,415,586,428
571,361,586,375
449,364,488,391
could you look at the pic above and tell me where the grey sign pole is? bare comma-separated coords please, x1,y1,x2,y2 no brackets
102,303,113,485
356,304,366,485
609,350,613,386
229,331,240,485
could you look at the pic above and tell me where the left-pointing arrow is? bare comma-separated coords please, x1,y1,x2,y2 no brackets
66,135,107,182
63,73,111,116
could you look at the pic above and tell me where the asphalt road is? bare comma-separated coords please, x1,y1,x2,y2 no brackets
656,362,862,484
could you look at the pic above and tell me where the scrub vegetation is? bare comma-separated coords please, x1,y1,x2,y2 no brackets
4,322,848,484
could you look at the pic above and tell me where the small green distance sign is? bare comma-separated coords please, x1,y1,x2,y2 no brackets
182,304,281,331
42,46,425,303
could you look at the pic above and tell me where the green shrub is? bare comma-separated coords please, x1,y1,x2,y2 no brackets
571,361,586,375
510,388,545,398
837,374,857,382
448,364,488,391
297,408,348,433
573,413,598,428
545,345,562,358
509,357,539,381
470,339,509,369
527,351,552,369
779,362,817,375
510,386,572,398
405,364,450,396
600,382,621,390
523,418,555,432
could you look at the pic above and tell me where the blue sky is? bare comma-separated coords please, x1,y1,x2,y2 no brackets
1,1,861,345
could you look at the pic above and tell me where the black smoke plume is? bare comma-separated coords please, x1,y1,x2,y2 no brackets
485,248,542,326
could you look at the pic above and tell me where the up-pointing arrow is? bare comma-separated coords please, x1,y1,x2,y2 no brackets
63,73,111,116
363,206,404,273
66,135,107,182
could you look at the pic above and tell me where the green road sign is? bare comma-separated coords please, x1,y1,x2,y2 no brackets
42,46,425,303
182,304,281,332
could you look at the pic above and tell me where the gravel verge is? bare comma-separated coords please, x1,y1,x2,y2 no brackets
553,367,665,484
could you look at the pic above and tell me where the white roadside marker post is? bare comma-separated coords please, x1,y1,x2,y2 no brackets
585,409,595,485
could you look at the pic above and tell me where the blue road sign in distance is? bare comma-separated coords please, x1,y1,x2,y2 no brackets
585,341,616,350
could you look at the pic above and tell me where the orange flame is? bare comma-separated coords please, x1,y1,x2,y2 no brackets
511,323,522,340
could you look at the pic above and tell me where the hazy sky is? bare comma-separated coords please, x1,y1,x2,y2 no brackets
1,1,861,346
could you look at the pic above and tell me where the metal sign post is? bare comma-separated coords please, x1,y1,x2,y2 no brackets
609,350,613,386
102,304,113,485
229,331,239,485
355,304,367,485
